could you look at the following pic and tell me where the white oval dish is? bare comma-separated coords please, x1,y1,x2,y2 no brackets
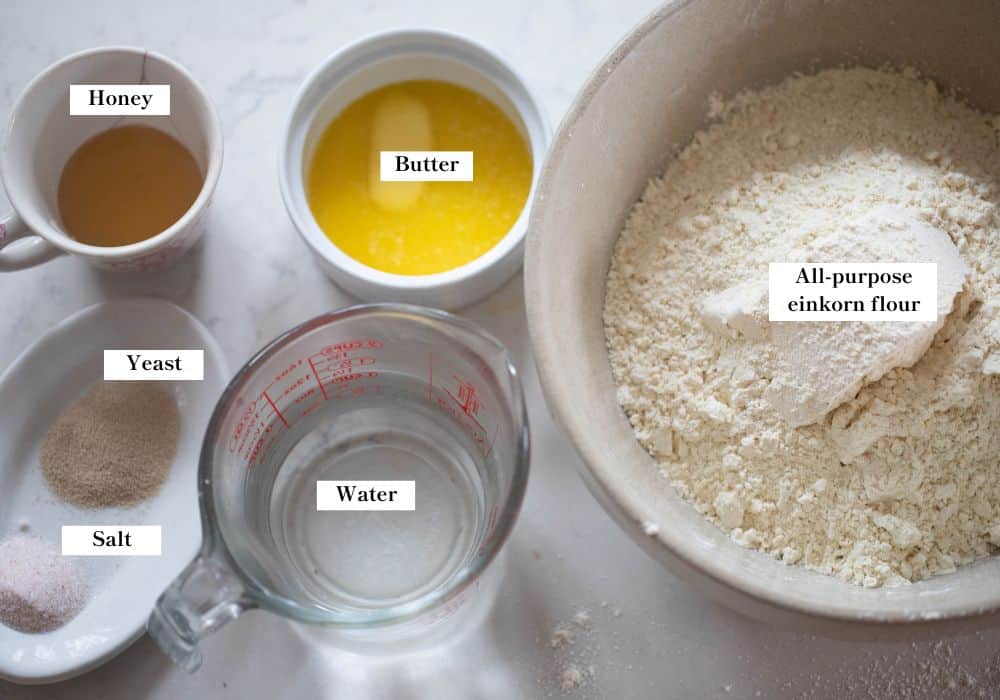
279,28,551,309
0,299,229,684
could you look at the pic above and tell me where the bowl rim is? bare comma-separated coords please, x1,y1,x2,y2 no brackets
524,0,1000,628
278,27,551,294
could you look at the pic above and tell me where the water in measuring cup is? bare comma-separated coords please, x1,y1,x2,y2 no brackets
244,373,487,613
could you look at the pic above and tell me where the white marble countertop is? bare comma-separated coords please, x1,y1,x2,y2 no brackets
1,1,998,698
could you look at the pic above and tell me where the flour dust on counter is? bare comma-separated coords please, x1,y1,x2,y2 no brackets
604,67,1000,587
540,606,606,695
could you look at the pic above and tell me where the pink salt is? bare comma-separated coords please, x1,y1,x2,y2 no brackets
0,534,88,633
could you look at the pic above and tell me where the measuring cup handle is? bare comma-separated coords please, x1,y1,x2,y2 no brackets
147,553,253,672
0,211,64,270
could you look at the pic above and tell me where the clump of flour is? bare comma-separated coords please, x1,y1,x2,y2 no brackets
604,67,1000,586
544,608,601,693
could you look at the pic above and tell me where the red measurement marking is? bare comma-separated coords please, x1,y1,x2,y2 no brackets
307,357,329,401
302,401,325,416
485,423,499,458
262,390,289,428
320,338,380,355
265,359,304,392
456,380,480,417
332,372,363,384
443,386,486,432
229,400,256,452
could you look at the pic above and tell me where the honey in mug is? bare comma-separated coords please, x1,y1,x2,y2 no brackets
57,125,203,247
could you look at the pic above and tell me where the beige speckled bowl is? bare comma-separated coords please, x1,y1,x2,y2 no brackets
526,0,1000,636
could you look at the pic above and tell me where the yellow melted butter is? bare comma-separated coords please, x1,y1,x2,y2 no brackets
307,80,533,276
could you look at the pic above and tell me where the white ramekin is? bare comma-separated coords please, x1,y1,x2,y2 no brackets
279,29,550,310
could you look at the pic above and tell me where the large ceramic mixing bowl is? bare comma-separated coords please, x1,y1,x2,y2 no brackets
525,0,1000,636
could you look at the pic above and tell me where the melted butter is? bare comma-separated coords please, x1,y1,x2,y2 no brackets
368,93,432,211
307,80,532,276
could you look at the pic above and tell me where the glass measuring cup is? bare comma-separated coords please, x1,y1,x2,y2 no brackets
147,304,529,671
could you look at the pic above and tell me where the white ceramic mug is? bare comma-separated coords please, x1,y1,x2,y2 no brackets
0,46,223,272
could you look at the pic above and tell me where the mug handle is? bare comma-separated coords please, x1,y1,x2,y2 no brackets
0,211,65,270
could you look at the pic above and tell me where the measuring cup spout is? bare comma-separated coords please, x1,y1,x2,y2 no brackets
147,553,252,672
